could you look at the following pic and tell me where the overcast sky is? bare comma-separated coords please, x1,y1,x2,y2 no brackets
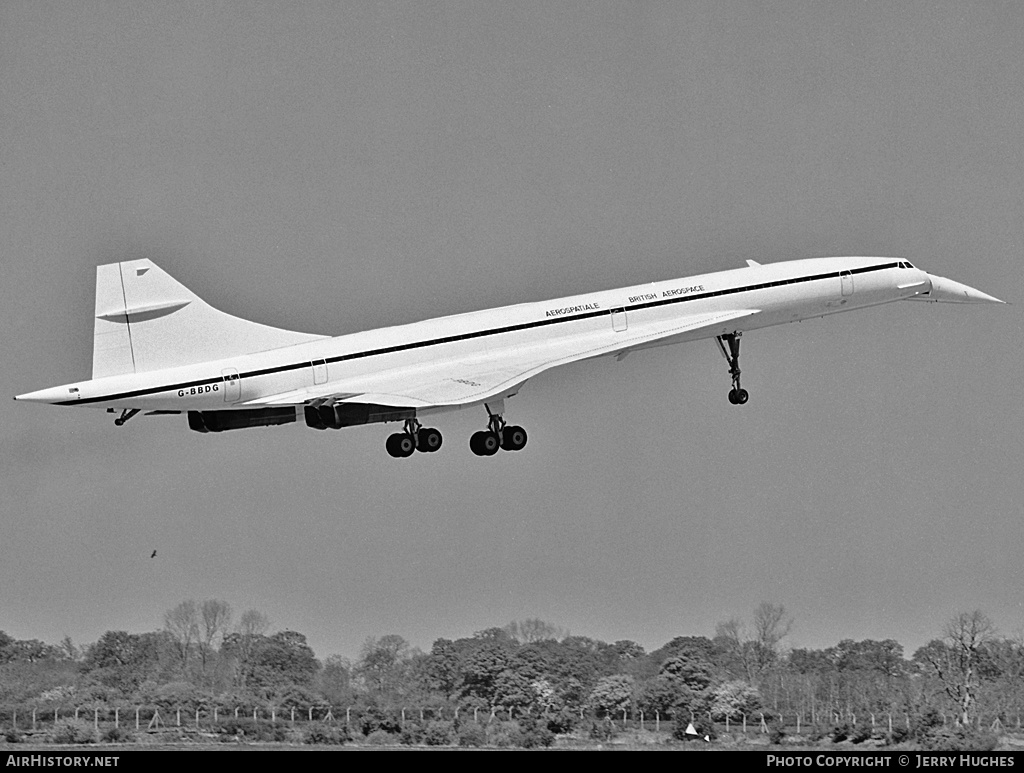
2,1,1022,664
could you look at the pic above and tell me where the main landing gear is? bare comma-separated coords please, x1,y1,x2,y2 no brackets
470,402,527,457
383,402,528,458
715,332,749,405
386,418,443,458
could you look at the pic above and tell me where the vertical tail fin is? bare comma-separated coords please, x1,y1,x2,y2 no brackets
92,260,325,379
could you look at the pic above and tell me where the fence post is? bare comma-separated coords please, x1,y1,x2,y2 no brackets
743,714,747,734
272,707,276,724
134,707,138,731
656,710,660,732
796,714,800,734
93,707,98,732
726,715,729,733
292,707,296,725
195,708,199,729
31,708,36,732
12,709,15,733
208,708,211,727
308,706,313,722
621,708,627,728
639,710,644,731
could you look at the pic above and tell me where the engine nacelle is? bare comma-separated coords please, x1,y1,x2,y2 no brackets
305,403,415,430
188,408,296,433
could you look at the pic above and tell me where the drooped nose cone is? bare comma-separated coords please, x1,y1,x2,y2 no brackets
923,274,1005,304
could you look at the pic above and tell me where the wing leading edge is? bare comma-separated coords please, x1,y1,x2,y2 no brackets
245,309,761,411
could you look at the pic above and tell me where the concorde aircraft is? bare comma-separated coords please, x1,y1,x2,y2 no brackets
14,257,1003,457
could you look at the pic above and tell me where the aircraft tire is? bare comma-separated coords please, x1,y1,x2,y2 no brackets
387,433,415,458
470,430,500,456
481,431,500,455
386,433,403,457
469,431,486,456
502,425,528,451
418,428,443,453
735,389,749,404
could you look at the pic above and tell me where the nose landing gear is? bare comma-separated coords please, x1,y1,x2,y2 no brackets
114,408,140,426
716,332,749,405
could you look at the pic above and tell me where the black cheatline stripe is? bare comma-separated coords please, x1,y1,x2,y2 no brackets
61,263,898,406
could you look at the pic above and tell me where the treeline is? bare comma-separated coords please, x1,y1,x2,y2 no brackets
2,603,1022,737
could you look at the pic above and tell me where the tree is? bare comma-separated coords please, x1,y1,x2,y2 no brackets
12,639,51,663
503,619,568,644
660,654,714,693
238,609,270,638
58,635,80,662
613,640,646,661
710,680,762,721
915,611,996,724
588,674,634,716
637,675,686,718
83,630,175,692
716,603,793,681
357,634,411,696
318,654,354,705
0,631,16,663
752,602,794,672
419,639,462,701
164,600,199,673
248,630,319,691
198,599,232,674
459,637,518,706
222,608,270,689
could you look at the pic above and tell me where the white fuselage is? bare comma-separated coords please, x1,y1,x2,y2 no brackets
34,257,929,414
